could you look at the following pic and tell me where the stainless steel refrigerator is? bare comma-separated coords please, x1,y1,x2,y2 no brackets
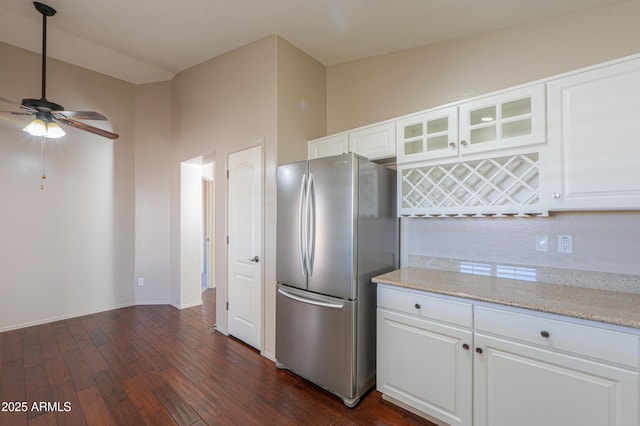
275,153,398,407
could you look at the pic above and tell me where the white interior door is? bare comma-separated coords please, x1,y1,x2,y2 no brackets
227,145,262,349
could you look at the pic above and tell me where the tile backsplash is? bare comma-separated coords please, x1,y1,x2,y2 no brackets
410,255,640,294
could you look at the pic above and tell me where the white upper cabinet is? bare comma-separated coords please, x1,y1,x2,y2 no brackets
348,122,396,160
308,121,396,161
459,84,546,155
310,53,640,214
396,84,547,217
396,106,459,163
547,56,640,210
396,84,545,165
308,133,349,159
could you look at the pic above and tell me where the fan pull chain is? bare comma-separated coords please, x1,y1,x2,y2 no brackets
40,136,47,190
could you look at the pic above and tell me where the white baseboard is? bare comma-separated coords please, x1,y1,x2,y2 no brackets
0,301,136,333
261,350,276,362
135,299,172,305
171,299,203,310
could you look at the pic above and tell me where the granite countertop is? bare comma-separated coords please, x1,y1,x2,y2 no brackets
373,267,640,330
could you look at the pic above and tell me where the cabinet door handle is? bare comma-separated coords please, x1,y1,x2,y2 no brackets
463,343,470,350
540,330,550,338
414,303,421,309
551,192,561,199
449,142,457,150
460,140,468,148
475,347,483,354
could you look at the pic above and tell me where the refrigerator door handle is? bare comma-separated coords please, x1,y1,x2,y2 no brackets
306,173,316,277
298,174,307,276
277,288,344,310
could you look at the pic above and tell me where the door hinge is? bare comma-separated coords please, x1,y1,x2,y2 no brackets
226,236,229,244
226,301,229,311
226,170,229,179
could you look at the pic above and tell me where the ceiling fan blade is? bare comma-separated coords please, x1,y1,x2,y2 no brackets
0,96,22,107
0,110,32,116
1,97,41,116
56,116,119,140
54,111,108,121
0,111,31,128
0,96,36,113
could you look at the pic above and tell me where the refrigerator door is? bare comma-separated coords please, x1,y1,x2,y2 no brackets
307,154,357,299
276,160,309,290
276,284,357,404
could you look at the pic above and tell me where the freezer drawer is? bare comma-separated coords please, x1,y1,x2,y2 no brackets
275,285,357,404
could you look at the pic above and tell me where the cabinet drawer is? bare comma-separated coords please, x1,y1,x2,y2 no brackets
378,285,472,328
475,306,640,368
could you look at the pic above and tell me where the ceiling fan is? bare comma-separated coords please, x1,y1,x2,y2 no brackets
0,1,119,140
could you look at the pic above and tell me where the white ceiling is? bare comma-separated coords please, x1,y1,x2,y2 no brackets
0,0,626,84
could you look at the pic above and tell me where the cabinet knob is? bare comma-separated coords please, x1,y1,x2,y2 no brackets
475,347,483,354
449,142,457,150
414,303,421,309
551,192,561,199
463,343,470,350
540,330,550,338
460,140,468,148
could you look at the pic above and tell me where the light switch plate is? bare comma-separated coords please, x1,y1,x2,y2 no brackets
535,235,548,252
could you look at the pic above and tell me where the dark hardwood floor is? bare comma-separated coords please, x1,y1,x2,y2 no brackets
0,289,435,425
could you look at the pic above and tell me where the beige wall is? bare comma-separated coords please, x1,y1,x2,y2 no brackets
276,38,327,165
326,0,640,133
134,81,173,304
159,36,326,357
170,35,279,356
0,41,136,331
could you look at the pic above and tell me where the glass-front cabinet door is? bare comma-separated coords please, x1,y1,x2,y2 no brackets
396,106,458,163
459,84,545,154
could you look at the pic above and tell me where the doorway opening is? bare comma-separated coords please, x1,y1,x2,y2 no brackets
179,155,216,309
202,174,215,290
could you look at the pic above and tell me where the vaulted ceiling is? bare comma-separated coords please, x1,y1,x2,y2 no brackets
0,0,626,84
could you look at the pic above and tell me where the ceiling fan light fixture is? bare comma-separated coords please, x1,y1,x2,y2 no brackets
23,115,66,138
23,117,48,137
46,121,65,138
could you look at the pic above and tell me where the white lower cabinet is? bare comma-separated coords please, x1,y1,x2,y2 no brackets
377,285,473,426
473,333,639,426
376,284,640,426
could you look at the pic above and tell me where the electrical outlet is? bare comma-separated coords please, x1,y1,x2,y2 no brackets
138,277,144,286
535,235,549,252
558,235,573,254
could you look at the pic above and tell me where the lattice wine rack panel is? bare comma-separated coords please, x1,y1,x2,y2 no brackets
400,152,547,217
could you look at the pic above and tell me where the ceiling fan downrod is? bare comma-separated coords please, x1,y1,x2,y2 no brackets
34,2,56,102
21,2,64,113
